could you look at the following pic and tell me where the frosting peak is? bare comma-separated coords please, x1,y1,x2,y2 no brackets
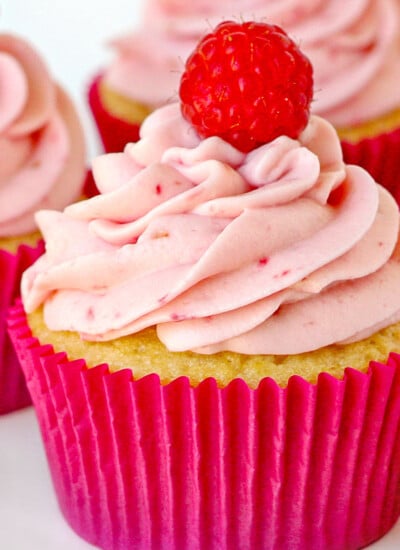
0,34,86,237
22,103,400,355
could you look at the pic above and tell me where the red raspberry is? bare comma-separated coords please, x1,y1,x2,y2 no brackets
179,21,313,152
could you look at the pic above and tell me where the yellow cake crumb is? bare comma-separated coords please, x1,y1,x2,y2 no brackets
337,107,400,143
99,80,153,125
0,231,42,254
27,308,400,388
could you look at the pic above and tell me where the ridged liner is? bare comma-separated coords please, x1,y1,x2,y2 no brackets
0,171,97,416
8,301,400,549
341,127,400,205
88,74,141,154
0,244,44,414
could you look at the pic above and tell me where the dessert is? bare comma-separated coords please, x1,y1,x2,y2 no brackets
88,0,194,152
268,0,400,204
90,0,400,202
0,33,86,414
10,22,400,549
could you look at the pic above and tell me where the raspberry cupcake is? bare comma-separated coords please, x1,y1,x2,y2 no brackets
10,22,400,549
0,33,86,414
268,0,400,206
90,0,400,202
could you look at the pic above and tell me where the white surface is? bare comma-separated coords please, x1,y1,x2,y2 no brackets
0,407,399,550
0,408,95,550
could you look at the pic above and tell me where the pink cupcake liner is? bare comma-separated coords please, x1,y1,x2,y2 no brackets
0,244,44,414
341,127,400,205
82,168,98,199
88,74,141,153
0,170,96,416
8,301,400,550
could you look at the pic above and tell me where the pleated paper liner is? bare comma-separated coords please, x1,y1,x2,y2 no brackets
88,74,141,153
0,244,44,414
8,301,400,550
82,168,98,199
341,126,400,206
0,170,97,416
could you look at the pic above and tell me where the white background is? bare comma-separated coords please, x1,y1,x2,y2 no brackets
1,0,400,548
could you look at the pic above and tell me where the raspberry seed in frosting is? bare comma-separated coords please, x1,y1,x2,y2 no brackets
179,21,314,152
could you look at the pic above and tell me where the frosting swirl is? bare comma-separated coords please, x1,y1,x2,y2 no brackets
22,103,400,355
104,0,400,126
0,34,86,237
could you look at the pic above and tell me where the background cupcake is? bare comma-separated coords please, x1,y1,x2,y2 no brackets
0,32,86,414
10,22,400,549
89,0,400,205
88,0,197,152
270,0,400,205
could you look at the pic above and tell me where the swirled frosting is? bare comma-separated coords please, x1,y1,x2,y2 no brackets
21,102,400,355
104,0,400,126
0,34,86,237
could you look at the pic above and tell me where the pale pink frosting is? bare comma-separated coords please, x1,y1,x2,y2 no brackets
0,34,86,237
21,103,400,355
104,0,400,126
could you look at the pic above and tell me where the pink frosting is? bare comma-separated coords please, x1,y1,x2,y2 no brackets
104,0,400,126
0,34,86,237
21,103,400,355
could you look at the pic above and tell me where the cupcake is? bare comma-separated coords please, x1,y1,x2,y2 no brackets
0,33,86,414
10,22,400,549
88,0,193,153
265,0,400,206
90,0,400,203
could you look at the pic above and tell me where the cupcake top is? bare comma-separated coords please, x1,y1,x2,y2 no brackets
21,102,400,354
104,0,400,127
0,33,86,238
22,21,400,356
